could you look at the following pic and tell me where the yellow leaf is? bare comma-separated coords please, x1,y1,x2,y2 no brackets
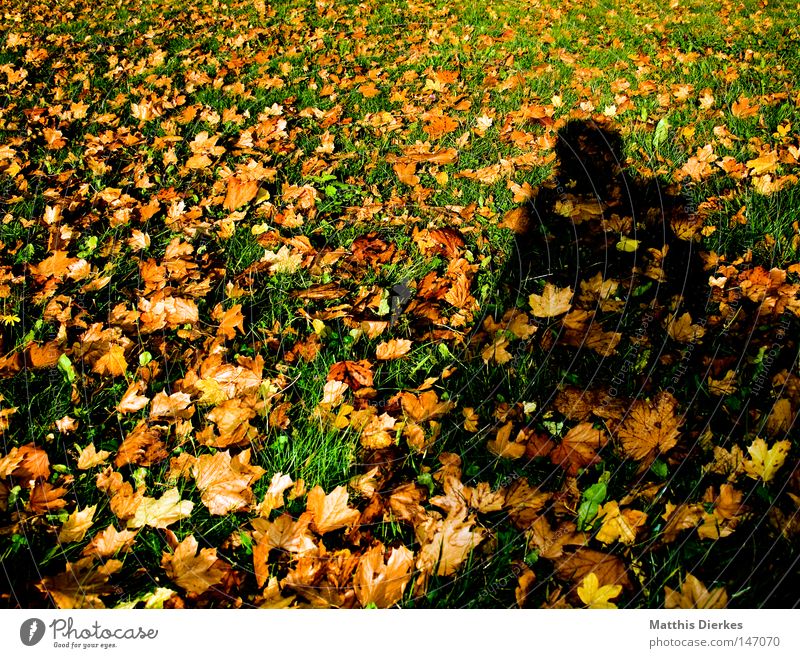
615,236,640,252
577,572,622,608
529,283,573,317
58,505,97,543
127,487,194,529
744,438,790,483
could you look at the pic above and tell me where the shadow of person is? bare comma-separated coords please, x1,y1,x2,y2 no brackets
509,118,706,315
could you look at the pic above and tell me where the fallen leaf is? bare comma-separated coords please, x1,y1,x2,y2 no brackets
58,505,97,543
162,535,225,595
127,487,194,529
306,485,360,534
578,572,622,608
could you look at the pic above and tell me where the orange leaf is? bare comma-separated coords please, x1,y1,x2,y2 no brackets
223,177,259,211
306,485,360,534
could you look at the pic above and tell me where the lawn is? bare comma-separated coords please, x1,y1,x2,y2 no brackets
1,0,799,609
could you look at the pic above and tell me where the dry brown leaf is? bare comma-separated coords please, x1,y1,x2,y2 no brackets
487,421,526,459
617,392,682,463
127,487,194,529
306,485,360,534
162,534,225,596
82,525,137,558
78,443,111,471
192,449,265,515
376,339,413,360
665,573,728,609
58,505,97,543
353,542,414,608
550,422,608,476
37,557,122,608
529,283,573,317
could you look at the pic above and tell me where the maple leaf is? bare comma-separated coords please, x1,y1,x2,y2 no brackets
393,161,419,186
423,114,458,140
481,334,514,365
578,572,622,608
256,471,295,516
529,283,573,317
252,513,317,587
306,485,360,534
327,360,374,390
162,535,225,596
744,438,790,483
116,381,150,414
127,487,194,529
82,525,137,558
661,502,704,543
192,449,264,515
666,312,706,343
416,510,486,576
223,176,259,211
360,412,397,449
399,390,454,422
514,564,536,608
665,573,728,609
149,391,194,420
554,548,632,590
617,392,682,463
550,422,608,476
353,542,414,608
504,479,551,529
115,421,167,468
37,557,122,608
28,481,69,514
9,443,50,482
487,421,525,459
93,343,127,377
595,502,647,545
376,338,412,360
528,517,587,560
58,505,97,543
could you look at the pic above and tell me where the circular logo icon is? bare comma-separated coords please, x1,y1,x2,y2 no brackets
20,618,45,647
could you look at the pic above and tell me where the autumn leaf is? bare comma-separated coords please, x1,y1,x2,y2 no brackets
393,161,420,186
58,505,97,543
223,176,259,211
376,338,412,360
37,557,122,608
550,422,608,476
82,525,137,558
127,487,194,529
665,573,728,609
353,542,414,608
93,343,127,377
744,438,790,483
578,572,622,608
529,283,573,317
487,421,525,459
306,485,360,534
192,449,265,515
617,392,682,463
595,502,647,545
416,510,486,576
162,534,225,596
